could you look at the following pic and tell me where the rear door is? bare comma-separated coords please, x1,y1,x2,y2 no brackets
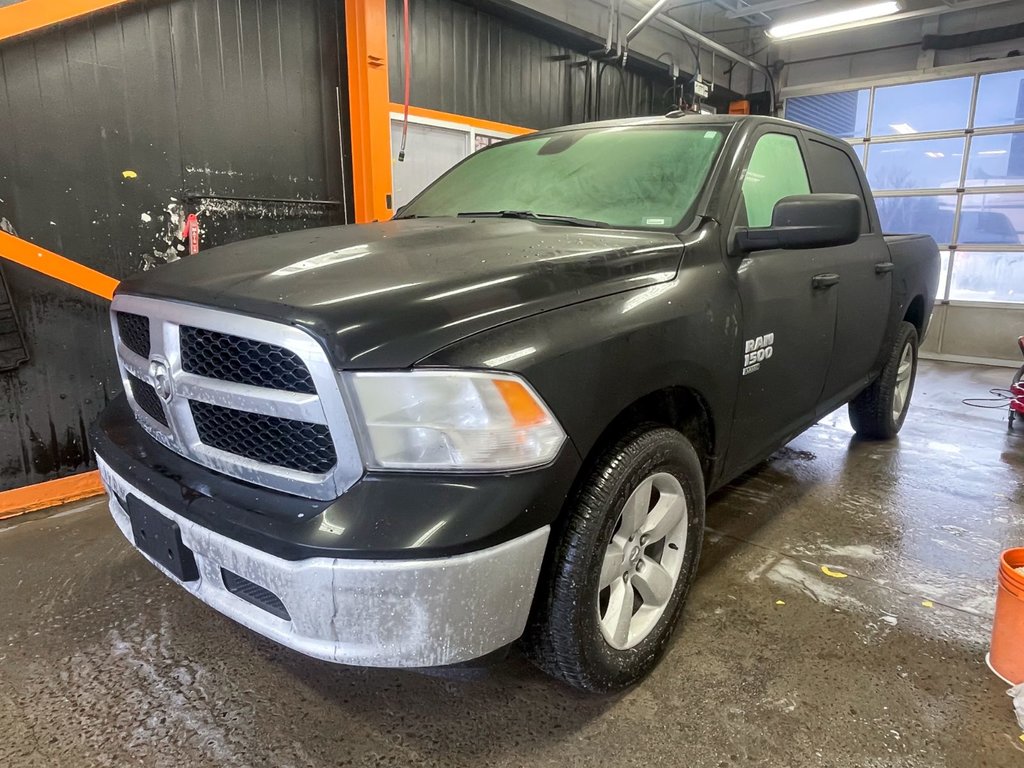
725,128,840,471
804,135,893,408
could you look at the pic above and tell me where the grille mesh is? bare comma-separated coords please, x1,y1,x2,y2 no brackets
190,400,336,473
117,312,151,358
180,326,315,394
222,569,290,620
127,373,167,426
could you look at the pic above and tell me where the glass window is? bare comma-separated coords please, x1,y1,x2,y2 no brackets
866,138,965,190
949,251,1024,303
786,89,869,138
937,250,950,300
875,194,957,243
741,133,810,228
974,70,1024,128
400,126,727,230
805,138,870,232
474,134,503,152
851,143,865,167
870,77,973,136
964,133,1024,187
957,191,1024,245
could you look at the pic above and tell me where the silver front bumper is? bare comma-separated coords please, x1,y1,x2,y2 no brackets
97,455,549,667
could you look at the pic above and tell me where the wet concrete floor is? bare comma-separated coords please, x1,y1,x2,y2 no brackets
1,360,1022,767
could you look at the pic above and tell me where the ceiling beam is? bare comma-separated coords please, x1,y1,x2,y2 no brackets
726,0,816,19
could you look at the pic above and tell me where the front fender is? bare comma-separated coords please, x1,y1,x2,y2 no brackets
419,271,742,483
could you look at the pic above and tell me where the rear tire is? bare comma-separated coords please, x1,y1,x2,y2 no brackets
849,321,918,439
526,425,705,693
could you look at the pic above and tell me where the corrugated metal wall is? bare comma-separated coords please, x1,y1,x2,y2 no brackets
386,0,678,129
0,0,350,492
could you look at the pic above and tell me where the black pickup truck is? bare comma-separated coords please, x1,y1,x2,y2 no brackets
92,115,939,693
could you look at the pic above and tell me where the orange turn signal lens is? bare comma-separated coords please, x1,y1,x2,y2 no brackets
493,379,548,427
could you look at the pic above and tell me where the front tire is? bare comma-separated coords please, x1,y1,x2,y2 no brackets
849,321,919,439
527,425,705,693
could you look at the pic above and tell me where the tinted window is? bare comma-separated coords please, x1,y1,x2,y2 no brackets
741,133,810,228
806,138,870,233
400,126,727,230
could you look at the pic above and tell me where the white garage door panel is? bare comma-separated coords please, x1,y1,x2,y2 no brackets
390,121,470,209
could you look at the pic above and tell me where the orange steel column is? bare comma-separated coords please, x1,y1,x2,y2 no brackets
345,0,393,223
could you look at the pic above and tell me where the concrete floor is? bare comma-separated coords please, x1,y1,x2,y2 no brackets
1,360,1022,767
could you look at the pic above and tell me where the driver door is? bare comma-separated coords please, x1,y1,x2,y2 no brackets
726,130,840,472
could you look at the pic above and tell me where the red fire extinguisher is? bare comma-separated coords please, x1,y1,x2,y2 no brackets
179,213,200,256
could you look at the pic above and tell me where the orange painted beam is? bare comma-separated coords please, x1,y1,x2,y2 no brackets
0,0,129,42
0,231,119,300
0,471,105,520
345,0,392,223
390,103,534,137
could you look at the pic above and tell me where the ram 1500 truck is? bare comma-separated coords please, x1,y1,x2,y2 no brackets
91,115,940,693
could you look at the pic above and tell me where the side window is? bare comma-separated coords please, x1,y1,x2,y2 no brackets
741,133,810,227
806,138,871,233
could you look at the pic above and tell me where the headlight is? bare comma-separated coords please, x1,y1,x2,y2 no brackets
345,370,566,470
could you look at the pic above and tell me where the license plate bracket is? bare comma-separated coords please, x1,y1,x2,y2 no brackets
126,496,199,582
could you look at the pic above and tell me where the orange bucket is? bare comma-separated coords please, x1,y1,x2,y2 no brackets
988,548,1024,684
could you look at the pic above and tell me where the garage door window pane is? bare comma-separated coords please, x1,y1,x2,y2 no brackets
786,89,869,138
870,77,973,136
974,70,1024,128
742,133,810,228
937,250,949,300
867,138,965,190
875,195,957,243
949,251,1024,303
957,192,1024,245
964,133,1024,187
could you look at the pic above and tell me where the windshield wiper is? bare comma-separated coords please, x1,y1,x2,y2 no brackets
456,210,609,228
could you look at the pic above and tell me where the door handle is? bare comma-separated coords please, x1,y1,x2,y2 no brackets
812,273,840,289
875,261,895,274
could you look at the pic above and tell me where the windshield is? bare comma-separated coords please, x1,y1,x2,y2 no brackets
398,125,728,230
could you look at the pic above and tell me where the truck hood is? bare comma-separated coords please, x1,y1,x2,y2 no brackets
117,217,685,367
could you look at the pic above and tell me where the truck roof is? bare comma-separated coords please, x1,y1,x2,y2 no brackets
525,113,841,144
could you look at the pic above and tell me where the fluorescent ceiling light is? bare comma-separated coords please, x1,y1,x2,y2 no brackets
924,151,944,158
767,1,900,40
889,122,916,134
979,149,1008,156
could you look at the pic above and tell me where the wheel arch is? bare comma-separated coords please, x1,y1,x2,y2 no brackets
580,385,717,489
903,294,926,338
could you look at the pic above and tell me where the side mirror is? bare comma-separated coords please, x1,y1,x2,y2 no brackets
731,193,861,255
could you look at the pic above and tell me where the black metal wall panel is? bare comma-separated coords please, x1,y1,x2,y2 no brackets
0,0,349,492
386,0,674,129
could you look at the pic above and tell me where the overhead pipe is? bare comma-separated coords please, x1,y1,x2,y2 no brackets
626,6,778,110
625,0,675,43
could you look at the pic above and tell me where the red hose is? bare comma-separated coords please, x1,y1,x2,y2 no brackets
398,0,411,162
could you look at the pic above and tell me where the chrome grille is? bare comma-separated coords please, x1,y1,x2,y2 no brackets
190,400,336,473
180,326,316,394
116,312,151,358
110,294,362,501
127,372,168,427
